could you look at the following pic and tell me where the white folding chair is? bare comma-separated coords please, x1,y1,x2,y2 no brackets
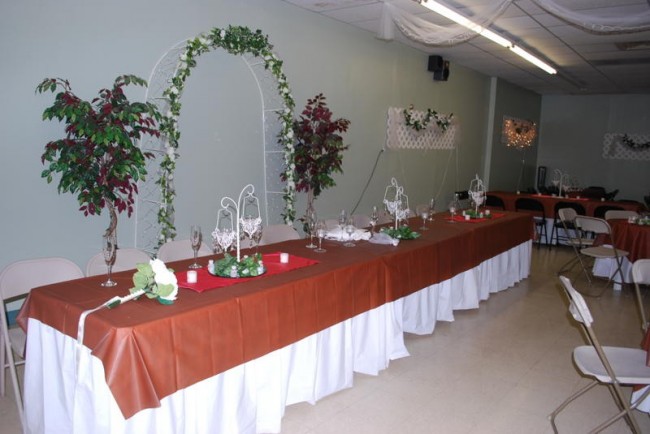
0,257,84,429
633,259,650,332
85,248,151,276
157,239,212,262
551,275,650,433
605,210,639,220
574,216,629,294
557,208,594,276
259,224,300,246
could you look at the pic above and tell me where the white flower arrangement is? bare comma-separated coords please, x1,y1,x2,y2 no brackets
128,259,179,305
155,26,297,247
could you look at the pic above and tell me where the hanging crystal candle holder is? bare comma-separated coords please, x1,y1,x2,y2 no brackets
468,174,486,215
383,178,410,230
213,184,262,263
212,208,236,256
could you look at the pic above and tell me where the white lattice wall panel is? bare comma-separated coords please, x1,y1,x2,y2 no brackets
603,133,650,161
386,107,457,150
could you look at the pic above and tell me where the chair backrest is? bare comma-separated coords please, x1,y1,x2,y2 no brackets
593,205,623,219
515,197,545,217
157,239,213,262
559,275,594,327
85,248,151,276
633,260,650,286
554,201,585,217
604,210,639,220
259,224,300,246
574,215,611,235
485,194,505,210
0,257,84,300
558,207,577,223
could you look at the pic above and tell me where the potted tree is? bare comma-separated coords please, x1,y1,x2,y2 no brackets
36,75,163,241
284,93,350,225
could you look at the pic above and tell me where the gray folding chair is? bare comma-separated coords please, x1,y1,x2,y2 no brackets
557,208,594,276
550,275,650,433
632,259,650,332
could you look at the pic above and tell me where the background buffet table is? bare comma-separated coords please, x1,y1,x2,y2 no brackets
18,212,533,434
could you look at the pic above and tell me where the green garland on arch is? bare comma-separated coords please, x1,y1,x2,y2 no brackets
156,26,297,246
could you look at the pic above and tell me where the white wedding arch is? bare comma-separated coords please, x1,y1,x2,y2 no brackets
135,26,297,253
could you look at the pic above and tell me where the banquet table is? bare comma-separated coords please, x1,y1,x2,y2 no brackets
487,191,644,218
18,212,533,434
592,220,650,287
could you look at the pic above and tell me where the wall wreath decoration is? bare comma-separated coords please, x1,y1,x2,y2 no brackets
145,26,297,247
621,133,650,151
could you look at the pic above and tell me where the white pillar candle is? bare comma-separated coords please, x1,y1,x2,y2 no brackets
280,253,289,263
187,270,198,283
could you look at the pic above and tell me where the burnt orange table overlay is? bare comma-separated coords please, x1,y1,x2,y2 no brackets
609,219,650,262
488,191,643,218
18,212,532,419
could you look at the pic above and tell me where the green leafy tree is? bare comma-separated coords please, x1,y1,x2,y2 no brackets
36,75,163,239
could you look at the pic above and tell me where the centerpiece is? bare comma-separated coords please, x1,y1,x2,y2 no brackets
211,184,265,278
381,178,420,240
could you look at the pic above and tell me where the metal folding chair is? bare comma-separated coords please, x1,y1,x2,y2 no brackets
632,259,650,332
551,275,650,433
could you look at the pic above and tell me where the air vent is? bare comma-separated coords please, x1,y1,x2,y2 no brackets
616,41,650,51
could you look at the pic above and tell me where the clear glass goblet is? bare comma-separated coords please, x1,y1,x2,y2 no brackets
344,217,356,247
416,204,429,230
315,220,327,253
189,225,202,269
428,198,436,221
101,233,117,287
306,210,317,249
369,206,379,234
448,201,458,223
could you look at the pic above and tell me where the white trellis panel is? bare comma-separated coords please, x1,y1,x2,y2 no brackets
385,107,457,150
603,132,650,161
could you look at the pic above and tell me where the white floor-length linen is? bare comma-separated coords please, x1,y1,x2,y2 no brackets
23,240,531,434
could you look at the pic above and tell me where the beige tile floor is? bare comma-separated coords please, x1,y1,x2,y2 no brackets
1,246,649,433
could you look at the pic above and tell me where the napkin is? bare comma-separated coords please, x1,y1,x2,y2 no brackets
326,227,371,241
368,232,400,246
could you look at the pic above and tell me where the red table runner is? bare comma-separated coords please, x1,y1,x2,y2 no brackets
176,252,319,293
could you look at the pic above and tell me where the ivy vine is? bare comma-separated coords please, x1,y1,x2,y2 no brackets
403,105,453,132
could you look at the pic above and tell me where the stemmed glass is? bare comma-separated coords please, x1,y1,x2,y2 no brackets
315,220,327,253
101,233,117,287
344,217,356,247
338,209,347,230
369,206,379,235
306,210,317,249
428,198,436,221
251,224,263,254
416,204,429,230
189,225,202,269
448,200,458,223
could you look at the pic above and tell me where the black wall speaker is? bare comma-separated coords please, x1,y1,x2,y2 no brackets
428,55,450,81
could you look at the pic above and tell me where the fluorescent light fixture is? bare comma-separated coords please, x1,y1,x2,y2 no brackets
419,0,557,75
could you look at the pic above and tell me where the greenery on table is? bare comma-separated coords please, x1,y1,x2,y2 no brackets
36,75,163,239
464,209,492,219
381,226,420,240
129,259,178,305
212,253,265,278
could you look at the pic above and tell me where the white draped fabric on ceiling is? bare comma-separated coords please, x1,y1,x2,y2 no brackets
378,0,650,46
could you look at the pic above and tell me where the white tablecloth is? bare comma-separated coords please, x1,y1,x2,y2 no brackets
23,241,531,434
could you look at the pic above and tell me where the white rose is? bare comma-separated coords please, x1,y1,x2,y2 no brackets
286,130,294,139
150,259,178,301
220,30,226,38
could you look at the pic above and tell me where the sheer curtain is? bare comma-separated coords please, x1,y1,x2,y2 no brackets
379,0,650,47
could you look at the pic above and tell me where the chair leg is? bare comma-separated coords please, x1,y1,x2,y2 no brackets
549,380,599,433
590,382,646,433
0,332,5,396
634,283,649,332
2,332,24,429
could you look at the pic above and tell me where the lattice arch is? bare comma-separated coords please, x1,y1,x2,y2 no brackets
134,27,296,253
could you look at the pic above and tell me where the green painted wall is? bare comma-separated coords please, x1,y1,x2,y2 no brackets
0,0,541,272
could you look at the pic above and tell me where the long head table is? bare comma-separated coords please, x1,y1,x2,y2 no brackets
488,191,644,218
18,212,532,419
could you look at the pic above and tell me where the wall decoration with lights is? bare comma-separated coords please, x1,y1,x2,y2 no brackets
501,116,537,149
602,132,650,161
385,106,457,150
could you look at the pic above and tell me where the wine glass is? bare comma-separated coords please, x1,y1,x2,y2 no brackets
448,200,458,223
306,210,317,249
338,209,347,230
428,198,436,221
416,204,429,230
344,217,356,247
369,206,379,234
315,220,327,253
101,233,117,287
189,225,202,269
